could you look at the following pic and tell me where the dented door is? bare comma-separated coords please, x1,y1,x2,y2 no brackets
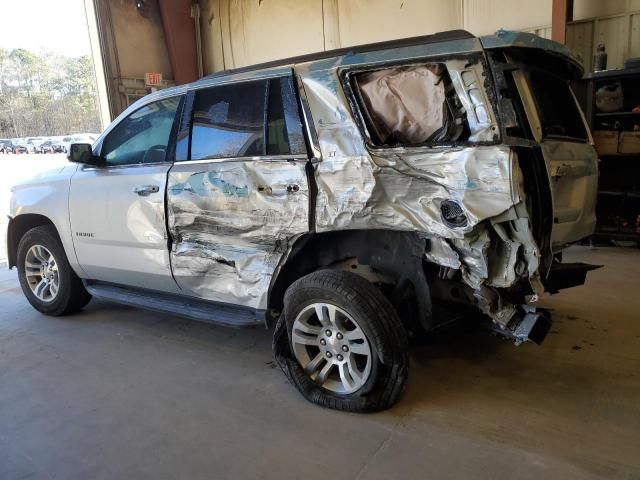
541,141,598,249
513,69,598,251
167,74,309,310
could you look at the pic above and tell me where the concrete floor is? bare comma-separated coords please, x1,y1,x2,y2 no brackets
0,246,639,479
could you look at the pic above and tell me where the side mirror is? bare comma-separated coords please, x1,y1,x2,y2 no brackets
68,143,104,167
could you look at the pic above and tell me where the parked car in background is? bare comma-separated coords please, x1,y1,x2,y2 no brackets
11,140,32,154
6,30,599,412
58,136,73,153
35,139,56,154
59,134,97,153
51,140,67,153
0,139,14,153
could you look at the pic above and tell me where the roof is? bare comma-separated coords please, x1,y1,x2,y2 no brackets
480,29,584,77
116,28,582,128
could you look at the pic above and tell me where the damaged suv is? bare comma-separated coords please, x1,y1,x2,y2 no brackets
7,30,597,412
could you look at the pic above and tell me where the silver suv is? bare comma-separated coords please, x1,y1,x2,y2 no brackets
6,30,598,412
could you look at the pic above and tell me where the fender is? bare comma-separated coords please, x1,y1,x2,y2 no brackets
268,229,432,329
7,164,85,276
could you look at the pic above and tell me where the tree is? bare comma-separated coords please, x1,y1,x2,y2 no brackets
0,48,101,138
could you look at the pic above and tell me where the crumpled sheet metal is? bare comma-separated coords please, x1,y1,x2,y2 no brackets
303,68,516,238
300,58,538,299
167,161,308,309
446,59,497,142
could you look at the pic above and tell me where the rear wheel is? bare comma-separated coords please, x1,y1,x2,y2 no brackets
17,226,91,316
274,270,409,412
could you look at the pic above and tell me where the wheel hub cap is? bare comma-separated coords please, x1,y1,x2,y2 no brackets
24,245,59,303
291,303,372,394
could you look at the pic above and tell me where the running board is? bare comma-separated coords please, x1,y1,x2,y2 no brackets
84,281,265,328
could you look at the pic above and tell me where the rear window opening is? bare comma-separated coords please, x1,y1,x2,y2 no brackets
527,71,588,142
351,63,470,147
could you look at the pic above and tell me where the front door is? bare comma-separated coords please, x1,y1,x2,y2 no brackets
69,96,183,292
167,74,310,310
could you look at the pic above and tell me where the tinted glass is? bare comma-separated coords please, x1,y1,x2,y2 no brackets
191,81,266,160
528,72,588,141
102,97,180,165
267,78,290,155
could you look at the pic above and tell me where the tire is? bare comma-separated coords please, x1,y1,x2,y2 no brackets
274,270,409,412
17,225,91,316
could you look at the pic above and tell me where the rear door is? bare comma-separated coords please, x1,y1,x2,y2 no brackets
69,96,183,292
167,73,309,310
514,69,598,251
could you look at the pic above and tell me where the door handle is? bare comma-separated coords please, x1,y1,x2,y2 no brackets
257,184,300,195
133,185,160,196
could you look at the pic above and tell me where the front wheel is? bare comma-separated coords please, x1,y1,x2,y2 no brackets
17,225,91,316
274,270,409,412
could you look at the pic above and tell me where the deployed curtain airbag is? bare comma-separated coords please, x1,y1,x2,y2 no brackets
356,65,447,145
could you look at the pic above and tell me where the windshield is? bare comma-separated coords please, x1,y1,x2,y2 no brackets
528,71,588,141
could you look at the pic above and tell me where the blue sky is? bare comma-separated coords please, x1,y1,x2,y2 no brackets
0,0,91,56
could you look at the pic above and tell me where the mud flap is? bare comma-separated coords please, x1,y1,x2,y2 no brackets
544,262,602,294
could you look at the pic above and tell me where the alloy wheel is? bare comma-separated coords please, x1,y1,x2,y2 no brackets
24,245,59,303
291,302,372,394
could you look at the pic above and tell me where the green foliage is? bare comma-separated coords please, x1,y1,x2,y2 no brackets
0,48,101,138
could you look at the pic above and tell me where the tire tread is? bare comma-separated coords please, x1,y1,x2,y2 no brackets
17,225,91,316
275,269,409,412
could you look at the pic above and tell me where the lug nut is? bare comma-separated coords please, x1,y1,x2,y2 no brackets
325,351,333,358
337,354,343,361
325,330,332,337
341,345,348,352
320,339,326,346
336,332,343,340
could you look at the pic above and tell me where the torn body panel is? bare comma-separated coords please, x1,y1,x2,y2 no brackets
298,55,543,325
167,159,309,310
153,30,594,333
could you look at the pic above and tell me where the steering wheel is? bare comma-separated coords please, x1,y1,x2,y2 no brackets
142,144,167,164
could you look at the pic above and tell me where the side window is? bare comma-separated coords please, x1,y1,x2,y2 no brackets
351,63,470,147
266,76,306,156
267,78,290,155
187,76,306,161
101,96,181,166
190,81,266,160
527,71,588,141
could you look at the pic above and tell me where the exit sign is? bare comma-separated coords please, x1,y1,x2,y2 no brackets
145,72,162,86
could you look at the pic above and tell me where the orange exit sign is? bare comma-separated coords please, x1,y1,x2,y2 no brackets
145,72,162,87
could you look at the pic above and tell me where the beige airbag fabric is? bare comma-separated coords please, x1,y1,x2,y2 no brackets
357,65,446,145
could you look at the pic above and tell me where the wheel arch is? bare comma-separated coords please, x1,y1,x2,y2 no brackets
6,214,59,269
268,229,432,330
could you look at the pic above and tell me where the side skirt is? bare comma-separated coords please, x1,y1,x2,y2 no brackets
83,281,266,329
